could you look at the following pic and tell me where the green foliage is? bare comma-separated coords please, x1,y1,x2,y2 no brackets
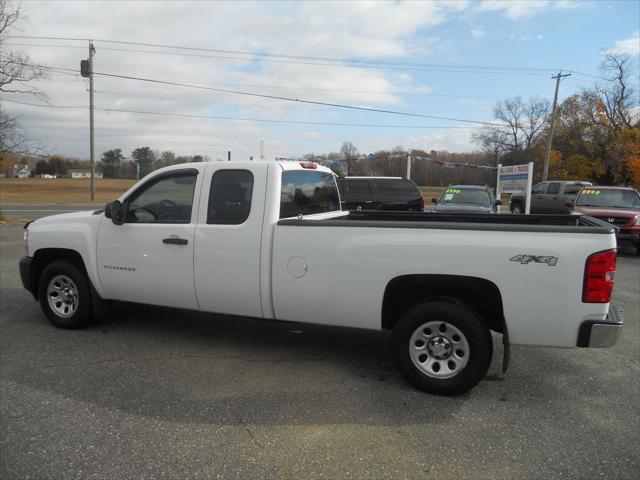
131,147,155,178
101,148,124,178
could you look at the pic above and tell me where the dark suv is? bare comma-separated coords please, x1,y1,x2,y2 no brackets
431,184,501,214
337,176,424,211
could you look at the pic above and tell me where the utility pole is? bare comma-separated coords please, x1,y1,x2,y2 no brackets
88,41,96,201
542,71,571,182
406,149,412,179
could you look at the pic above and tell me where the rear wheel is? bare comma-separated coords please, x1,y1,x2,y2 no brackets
38,260,92,329
392,301,492,395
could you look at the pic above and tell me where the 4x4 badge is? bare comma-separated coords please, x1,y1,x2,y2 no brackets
509,255,558,266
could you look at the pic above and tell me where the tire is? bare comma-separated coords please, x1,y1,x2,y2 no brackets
38,260,92,329
510,203,523,215
391,301,492,396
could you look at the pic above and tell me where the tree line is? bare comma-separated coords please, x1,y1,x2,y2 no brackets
13,148,211,178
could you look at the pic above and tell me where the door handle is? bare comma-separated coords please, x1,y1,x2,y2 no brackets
163,237,188,245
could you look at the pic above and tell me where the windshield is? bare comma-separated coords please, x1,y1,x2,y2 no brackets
439,187,491,205
576,188,640,209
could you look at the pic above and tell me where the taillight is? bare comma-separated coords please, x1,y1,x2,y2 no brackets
299,162,317,169
419,197,425,210
582,249,616,303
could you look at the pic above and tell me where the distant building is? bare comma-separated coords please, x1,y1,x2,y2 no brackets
67,169,103,179
16,166,31,178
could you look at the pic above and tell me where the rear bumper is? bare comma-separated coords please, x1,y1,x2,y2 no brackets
577,305,623,347
19,256,34,294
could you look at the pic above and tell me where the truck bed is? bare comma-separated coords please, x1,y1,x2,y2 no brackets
278,211,615,234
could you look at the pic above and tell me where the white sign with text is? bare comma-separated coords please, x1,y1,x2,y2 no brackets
496,162,534,214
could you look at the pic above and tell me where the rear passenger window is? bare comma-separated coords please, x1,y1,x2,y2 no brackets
207,170,253,225
280,170,340,218
346,180,371,195
373,179,419,196
547,183,561,194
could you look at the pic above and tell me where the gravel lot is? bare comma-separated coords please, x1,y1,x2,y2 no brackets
1,211,638,480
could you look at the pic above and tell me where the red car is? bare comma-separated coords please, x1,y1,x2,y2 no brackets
572,186,640,255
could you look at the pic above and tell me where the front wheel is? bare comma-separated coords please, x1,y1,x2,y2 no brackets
38,260,92,329
392,301,493,395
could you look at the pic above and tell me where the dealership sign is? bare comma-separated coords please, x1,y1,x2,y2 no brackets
496,162,534,214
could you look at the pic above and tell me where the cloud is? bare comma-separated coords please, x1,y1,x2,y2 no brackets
470,28,486,39
477,0,582,20
3,0,476,160
607,32,640,56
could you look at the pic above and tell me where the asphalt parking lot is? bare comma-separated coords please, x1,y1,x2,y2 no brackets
1,208,638,479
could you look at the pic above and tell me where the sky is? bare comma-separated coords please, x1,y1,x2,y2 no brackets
2,0,639,161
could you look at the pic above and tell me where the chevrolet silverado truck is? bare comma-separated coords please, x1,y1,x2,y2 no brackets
19,161,623,395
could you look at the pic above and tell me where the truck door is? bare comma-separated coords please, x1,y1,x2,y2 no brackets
97,168,201,309
544,182,562,213
529,182,548,213
193,164,267,318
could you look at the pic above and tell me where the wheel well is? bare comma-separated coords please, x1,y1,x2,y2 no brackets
382,274,504,333
31,248,87,296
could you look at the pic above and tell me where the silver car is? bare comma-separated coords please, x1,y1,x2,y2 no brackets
431,185,501,214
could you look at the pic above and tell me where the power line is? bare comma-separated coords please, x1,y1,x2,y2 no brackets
5,45,501,98
18,61,503,126
4,35,560,76
1,98,84,109
1,98,480,129
93,71,504,126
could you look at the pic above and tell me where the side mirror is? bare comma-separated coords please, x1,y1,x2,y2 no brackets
431,197,438,204
494,199,503,206
565,199,575,208
110,200,124,225
104,202,113,219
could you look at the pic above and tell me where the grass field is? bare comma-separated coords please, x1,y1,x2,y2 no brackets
0,178,136,204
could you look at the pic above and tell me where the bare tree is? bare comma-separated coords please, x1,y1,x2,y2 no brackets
474,96,550,160
340,141,358,176
596,53,636,130
0,0,47,154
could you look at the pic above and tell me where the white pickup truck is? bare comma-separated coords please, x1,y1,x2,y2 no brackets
20,161,623,395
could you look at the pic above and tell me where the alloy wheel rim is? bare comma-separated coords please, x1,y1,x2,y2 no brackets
47,275,79,318
409,320,470,379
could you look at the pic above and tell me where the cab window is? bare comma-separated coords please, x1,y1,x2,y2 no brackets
207,170,254,225
126,171,197,224
532,183,548,194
